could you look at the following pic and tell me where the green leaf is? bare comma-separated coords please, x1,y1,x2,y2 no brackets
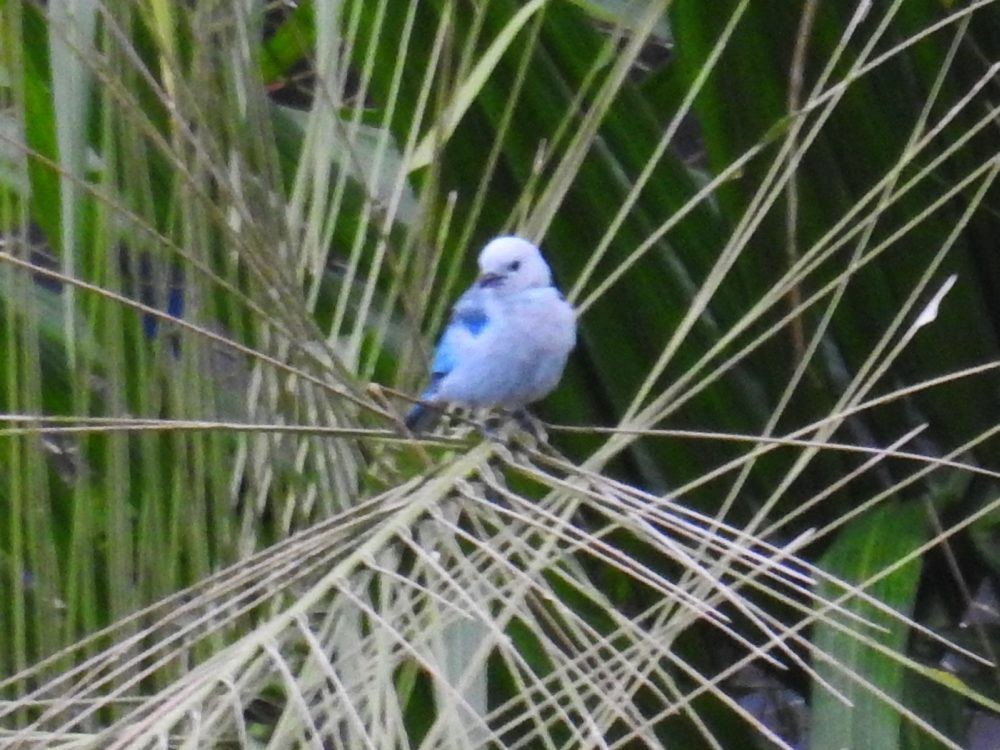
19,2,62,252
810,502,926,750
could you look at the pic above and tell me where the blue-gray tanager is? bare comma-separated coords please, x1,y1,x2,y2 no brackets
406,236,576,432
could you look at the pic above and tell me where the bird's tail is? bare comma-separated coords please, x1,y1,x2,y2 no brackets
405,402,441,433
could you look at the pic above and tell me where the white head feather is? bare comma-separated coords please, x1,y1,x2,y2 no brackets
476,236,553,294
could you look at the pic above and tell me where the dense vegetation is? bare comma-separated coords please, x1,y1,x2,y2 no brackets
2,0,999,747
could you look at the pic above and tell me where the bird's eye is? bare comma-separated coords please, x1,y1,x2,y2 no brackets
508,261,521,271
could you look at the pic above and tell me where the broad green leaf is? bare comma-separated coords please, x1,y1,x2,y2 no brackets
810,502,925,750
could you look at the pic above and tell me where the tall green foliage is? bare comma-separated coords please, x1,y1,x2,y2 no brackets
1,0,999,747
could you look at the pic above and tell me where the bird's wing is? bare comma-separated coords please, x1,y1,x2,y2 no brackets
407,288,493,432
429,289,490,382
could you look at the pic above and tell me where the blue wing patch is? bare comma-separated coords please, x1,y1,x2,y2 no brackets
454,307,488,335
430,337,455,380
427,305,489,383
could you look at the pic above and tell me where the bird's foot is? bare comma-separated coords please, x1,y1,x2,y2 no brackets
475,410,547,452
481,411,506,435
512,409,547,442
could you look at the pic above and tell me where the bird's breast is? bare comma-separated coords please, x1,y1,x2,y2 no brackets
498,291,576,355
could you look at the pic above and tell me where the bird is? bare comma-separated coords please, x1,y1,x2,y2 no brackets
405,236,576,433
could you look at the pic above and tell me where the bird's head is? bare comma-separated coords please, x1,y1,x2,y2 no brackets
475,236,552,294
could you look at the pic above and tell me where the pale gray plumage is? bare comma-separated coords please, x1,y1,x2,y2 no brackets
406,236,576,432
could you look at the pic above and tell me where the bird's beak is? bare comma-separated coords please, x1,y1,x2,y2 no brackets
477,272,504,288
